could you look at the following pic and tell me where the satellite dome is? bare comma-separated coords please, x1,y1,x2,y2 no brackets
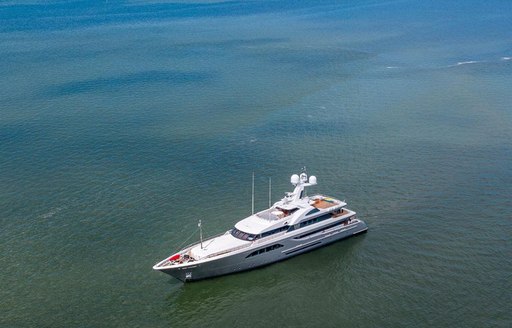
309,176,317,185
291,174,300,185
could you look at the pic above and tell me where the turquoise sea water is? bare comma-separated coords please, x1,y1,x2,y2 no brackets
1,1,511,327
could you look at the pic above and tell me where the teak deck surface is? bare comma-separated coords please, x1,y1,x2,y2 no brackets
312,199,338,209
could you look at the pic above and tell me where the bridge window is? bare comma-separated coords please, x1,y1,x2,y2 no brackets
306,208,320,216
231,228,257,241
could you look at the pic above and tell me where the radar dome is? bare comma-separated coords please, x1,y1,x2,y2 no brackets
309,176,317,184
291,174,300,185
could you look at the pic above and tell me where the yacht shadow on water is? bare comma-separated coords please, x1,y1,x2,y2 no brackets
162,234,365,327
163,232,367,322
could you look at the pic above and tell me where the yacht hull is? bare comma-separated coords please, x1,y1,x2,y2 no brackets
156,220,367,282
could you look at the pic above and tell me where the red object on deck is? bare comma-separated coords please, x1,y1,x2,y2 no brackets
169,254,180,261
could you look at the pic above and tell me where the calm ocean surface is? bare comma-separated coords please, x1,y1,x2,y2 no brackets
1,1,511,327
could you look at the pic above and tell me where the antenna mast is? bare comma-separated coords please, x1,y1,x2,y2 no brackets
198,220,203,249
268,177,272,208
252,172,255,214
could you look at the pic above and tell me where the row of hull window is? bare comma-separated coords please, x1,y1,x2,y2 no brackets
246,244,284,258
294,216,354,239
232,211,345,241
231,225,288,241
299,213,332,228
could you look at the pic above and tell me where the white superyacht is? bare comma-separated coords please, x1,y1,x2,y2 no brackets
153,171,368,282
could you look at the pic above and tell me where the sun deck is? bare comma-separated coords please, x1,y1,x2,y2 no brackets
311,196,343,209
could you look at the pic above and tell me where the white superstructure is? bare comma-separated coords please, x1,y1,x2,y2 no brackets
153,171,368,282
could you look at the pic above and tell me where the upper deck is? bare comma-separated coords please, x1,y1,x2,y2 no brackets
235,194,347,234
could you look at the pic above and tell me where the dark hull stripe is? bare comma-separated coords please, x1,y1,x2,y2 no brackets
284,241,321,255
